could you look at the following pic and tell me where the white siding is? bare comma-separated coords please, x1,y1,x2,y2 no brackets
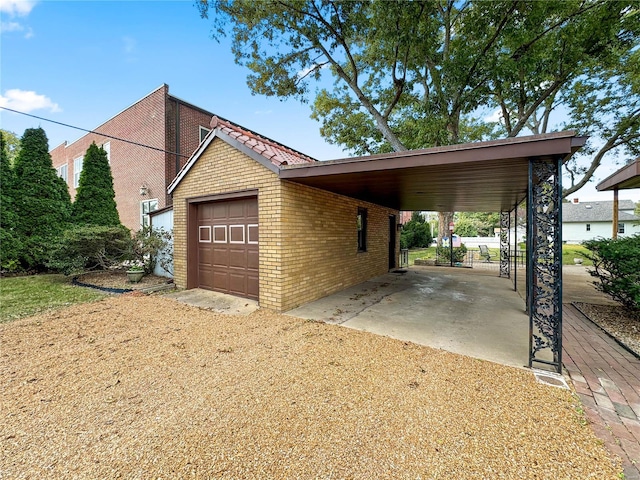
150,208,173,278
563,221,639,244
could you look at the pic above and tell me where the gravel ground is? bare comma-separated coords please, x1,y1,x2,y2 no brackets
1,294,621,479
573,302,640,356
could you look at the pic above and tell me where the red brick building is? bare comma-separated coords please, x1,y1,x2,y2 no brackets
50,84,215,231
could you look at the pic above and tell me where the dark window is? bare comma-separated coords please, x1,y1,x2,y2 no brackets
586,224,591,231
357,207,367,252
618,222,625,234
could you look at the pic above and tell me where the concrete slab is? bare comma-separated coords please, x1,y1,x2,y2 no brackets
165,288,259,315
286,266,532,369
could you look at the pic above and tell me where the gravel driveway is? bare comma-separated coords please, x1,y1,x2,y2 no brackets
1,294,621,479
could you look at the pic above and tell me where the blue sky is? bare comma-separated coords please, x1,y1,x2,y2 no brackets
1,0,637,203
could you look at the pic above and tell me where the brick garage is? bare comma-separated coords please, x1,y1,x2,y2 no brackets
169,117,399,312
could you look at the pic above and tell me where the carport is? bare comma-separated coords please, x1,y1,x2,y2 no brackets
281,131,586,373
597,157,640,238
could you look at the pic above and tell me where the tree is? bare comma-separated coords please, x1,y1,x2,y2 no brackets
198,1,639,240
72,143,121,227
0,131,21,271
400,211,433,249
13,128,72,270
0,129,20,165
454,212,500,237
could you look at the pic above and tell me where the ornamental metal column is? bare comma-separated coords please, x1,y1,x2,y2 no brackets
513,207,518,292
499,211,510,278
527,158,563,373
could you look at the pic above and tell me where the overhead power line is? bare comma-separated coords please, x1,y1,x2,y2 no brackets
0,106,190,158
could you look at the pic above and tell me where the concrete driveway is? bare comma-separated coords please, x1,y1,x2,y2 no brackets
286,266,531,369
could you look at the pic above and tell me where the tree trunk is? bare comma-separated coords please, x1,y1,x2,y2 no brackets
437,212,454,247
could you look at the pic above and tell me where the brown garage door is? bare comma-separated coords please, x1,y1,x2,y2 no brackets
197,197,259,300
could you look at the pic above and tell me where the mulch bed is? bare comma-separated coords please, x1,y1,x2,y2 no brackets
573,302,640,357
76,270,173,292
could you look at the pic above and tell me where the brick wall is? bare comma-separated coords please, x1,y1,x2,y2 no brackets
172,138,399,312
49,85,215,232
279,181,398,311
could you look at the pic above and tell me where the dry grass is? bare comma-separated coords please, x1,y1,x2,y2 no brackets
1,295,621,479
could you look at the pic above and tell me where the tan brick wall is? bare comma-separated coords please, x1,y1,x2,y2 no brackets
172,140,283,311
279,181,398,311
172,138,399,312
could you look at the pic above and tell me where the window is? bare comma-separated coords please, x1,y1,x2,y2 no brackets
586,224,591,232
56,164,68,183
140,199,158,228
73,157,83,188
618,222,625,234
357,207,367,252
102,141,110,163
199,126,211,143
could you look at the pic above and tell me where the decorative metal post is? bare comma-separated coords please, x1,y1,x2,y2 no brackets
513,207,518,292
499,211,510,278
527,158,563,373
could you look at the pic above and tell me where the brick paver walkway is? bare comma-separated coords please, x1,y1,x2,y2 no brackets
563,304,640,480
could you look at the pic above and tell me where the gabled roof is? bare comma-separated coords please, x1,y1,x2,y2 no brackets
562,200,639,222
168,116,316,194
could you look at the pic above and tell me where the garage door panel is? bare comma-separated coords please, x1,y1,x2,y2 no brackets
247,249,259,269
228,249,246,268
196,197,258,300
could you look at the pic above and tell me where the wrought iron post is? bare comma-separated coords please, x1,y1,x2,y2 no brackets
499,211,510,278
513,207,518,292
527,158,563,373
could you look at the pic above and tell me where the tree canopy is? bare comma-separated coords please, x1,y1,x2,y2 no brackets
198,0,639,191
72,143,121,227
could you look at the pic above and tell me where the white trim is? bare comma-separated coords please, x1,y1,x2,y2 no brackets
199,226,212,243
73,156,83,188
229,224,245,244
213,225,227,243
247,224,259,244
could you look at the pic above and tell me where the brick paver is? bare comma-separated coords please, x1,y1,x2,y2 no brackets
563,304,640,480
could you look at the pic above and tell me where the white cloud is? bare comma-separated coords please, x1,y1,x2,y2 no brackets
484,109,502,123
0,89,61,113
0,0,36,16
0,21,22,32
297,63,328,79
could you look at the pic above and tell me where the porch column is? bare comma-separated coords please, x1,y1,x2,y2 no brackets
527,158,563,373
513,207,518,292
613,188,619,239
499,210,510,278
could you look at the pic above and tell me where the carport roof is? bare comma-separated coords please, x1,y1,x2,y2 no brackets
280,131,586,212
596,158,640,191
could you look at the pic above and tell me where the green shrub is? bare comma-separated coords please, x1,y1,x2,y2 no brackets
436,244,468,263
131,226,173,275
583,235,640,313
48,225,132,275
401,212,433,249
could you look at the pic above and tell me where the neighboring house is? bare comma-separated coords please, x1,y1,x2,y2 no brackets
562,198,639,243
168,116,400,312
50,84,215,231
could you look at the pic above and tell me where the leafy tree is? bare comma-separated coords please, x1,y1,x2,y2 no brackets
0,131,21,272
454,212,500,237
198,1,639,241
13,128,72,270
0,129,20,166
72,143,121,227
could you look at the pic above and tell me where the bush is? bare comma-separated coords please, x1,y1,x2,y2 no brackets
401,212,433,249
583,235,640,313
131,226,173,275
436,244,468,263
48,225,132,275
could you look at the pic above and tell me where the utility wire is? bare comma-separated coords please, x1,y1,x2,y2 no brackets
0,106,190,158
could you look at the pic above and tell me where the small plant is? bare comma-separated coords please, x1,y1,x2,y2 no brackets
131,226,172,275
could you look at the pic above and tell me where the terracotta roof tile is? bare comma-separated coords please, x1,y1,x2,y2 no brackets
211,116,316,167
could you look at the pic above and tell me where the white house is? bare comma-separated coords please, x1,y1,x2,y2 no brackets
562,199,639,244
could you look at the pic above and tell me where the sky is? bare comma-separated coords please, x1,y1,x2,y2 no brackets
1,0,637,204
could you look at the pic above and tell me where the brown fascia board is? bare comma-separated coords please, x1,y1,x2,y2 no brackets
280,131,585,179
597,158,640,191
